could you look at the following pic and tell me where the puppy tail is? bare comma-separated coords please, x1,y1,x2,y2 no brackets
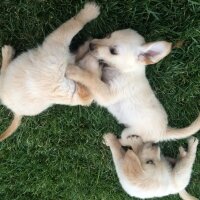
179,189,198,200
165,114,200,140
1,45,15,73
0,114,22,141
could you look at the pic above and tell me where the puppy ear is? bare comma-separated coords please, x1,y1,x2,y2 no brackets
123,150,143,180
138,41,172,65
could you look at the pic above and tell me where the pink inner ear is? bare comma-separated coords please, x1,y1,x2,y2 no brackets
145,50,158,57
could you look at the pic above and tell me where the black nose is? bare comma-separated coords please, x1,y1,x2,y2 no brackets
89,43,96,51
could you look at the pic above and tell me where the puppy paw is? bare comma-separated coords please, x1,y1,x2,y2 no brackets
2,45,15,60
103,133,117,146
121,128,143,146
83,2,100,19
77,2,100,23
188,137,198,153
120,134,143,147
178,146,187,158
121,129,134,140
127,135,139,139
128,135,143,144
66,65,84,81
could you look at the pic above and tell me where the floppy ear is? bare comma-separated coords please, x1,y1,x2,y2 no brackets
138,41,172,65
123,150,143,181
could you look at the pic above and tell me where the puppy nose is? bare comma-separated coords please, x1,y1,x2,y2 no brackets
89,43,96,51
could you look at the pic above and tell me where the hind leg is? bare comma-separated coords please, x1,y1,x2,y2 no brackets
173,137,198,189
1,45,15,73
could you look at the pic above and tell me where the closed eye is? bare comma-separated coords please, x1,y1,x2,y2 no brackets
109,47,118,55
146,160,154,165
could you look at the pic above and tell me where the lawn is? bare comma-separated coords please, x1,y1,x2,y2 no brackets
0,0,200,199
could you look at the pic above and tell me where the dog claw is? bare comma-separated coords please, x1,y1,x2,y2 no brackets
127,135,139,139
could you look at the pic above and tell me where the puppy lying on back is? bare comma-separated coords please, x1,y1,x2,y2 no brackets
104,133,198,200
0,3,100,141
67,29,200,142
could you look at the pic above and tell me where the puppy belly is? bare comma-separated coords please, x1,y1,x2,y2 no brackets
108,102,167,141
0,74,76,116
2,80,75,116
0,51,77,116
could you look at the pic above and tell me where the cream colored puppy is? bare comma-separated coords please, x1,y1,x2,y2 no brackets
104,133,198,200
67,29,200,142
0,2,100,141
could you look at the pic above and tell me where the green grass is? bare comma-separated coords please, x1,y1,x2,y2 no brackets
0,0,200,199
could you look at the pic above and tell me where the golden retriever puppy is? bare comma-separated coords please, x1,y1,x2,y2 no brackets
104,133,198,200
0,2,100,141
67,29,200,142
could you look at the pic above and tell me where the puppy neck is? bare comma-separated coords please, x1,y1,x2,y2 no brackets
101,62,146,84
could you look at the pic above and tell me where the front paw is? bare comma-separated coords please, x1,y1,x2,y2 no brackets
103,133,117,146
178,146,187,158
81,2,100,21
66,64,84,81
121,128,143,147
121,134,143,147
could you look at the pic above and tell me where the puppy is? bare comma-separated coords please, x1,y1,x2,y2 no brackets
104,133,198,199
0,2,100,141
67,29,200,142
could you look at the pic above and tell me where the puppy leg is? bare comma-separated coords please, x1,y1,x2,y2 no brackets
1,45,15,73
173,137,198,190
75,40,91,62
44,3,99,47
104,133,125,162
52,81,93,106
67,65,119,106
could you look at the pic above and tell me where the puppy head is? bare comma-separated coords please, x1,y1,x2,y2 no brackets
89,29,172,73
123,141,165,182
138,142,162,172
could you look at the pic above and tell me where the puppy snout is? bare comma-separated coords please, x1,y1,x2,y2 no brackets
89,43,97,51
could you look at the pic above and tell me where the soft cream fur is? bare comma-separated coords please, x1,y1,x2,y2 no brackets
104,133,198,199
67,29,200,142
0,2,100,141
